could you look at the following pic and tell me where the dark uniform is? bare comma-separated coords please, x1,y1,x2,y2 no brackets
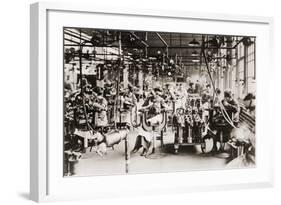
212,90,239,152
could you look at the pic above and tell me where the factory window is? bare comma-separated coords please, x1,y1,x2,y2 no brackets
246,40,256,93
235,38,256,97
236,43,245,98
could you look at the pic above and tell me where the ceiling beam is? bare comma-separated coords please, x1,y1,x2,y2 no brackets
130,32,149,47
155,32,169,47
64,44,237,50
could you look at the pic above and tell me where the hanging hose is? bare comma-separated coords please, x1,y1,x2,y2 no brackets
201,47,237,129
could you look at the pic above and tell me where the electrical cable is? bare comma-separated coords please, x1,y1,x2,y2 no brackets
201,44,237,129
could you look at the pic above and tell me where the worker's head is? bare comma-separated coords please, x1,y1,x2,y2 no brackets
186,107,192,114
94,87,103,96
75,94,83,104
192,107,198,114
154,87,162,96
189,82,194,89
128,84,134,93
215,88,221,95
224,89,232,101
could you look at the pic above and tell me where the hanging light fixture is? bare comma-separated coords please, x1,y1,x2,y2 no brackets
208,36,219,48
191,50,199,56
192,59,200,63
188,35,200,47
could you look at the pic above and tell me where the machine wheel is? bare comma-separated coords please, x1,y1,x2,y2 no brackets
200,141,207,153
200,136,214,154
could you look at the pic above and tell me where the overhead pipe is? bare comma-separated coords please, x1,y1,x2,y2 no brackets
156,32,168,47
64,31,90,43
233,37,244,49
64,38,81,45
64,44,238,50
145,32,148,58
130,32,149,47
156,32,169,56
65,29,92,41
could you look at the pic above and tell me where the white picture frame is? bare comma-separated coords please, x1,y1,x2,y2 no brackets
30,1,274,202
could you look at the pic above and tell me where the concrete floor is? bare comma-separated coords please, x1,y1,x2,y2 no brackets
70,127,249,177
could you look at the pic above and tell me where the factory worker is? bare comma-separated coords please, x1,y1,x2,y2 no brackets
92,87,108,127
120,84,137,126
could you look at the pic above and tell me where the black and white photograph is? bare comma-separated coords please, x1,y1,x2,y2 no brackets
63,27,256,177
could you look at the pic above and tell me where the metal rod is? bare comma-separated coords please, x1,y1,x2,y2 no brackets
233,37,244,49
131,32,149,47
64,44,237,49
79,29,83,94
64,31,90,43
244,44,248,93
66,53,236,59
64,38,80,45
64,29,91,41
156,32,169,47
125,135,130,173
254,38,256,79
113,32,122,129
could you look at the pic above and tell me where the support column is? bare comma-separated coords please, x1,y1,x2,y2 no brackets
244,45,248,95
236,60,240,99
217,67,221,90
125,135,130,173
235,46,240,99
224,66,229,90
138,69,143,93
123,64,129,88
229,65,232,90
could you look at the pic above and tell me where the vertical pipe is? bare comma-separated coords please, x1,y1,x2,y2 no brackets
244,44,248,94
79,29,83,94
114,32,122,129
179,33,182,66
188,125,192,143
138,69,143,94
123,64,128,88
125,135,130,173
178,126,183,143
229,59,232,91
254,38,256,80
118,32,122,126
236,46,240,98
145,32,148,58
152,126,156,154
160,130,164,147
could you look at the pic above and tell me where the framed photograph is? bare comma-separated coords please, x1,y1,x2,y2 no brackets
30,2,274,202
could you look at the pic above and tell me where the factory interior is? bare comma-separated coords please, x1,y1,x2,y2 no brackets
63,28,256,176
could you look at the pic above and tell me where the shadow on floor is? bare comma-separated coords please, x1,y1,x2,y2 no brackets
17,192,30,200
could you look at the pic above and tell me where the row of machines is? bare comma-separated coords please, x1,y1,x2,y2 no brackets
172,95,207,154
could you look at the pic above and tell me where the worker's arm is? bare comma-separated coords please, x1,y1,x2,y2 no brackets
223,99,239,113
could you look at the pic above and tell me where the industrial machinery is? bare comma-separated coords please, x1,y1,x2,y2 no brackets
139,108,168,154
173,98,208,154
